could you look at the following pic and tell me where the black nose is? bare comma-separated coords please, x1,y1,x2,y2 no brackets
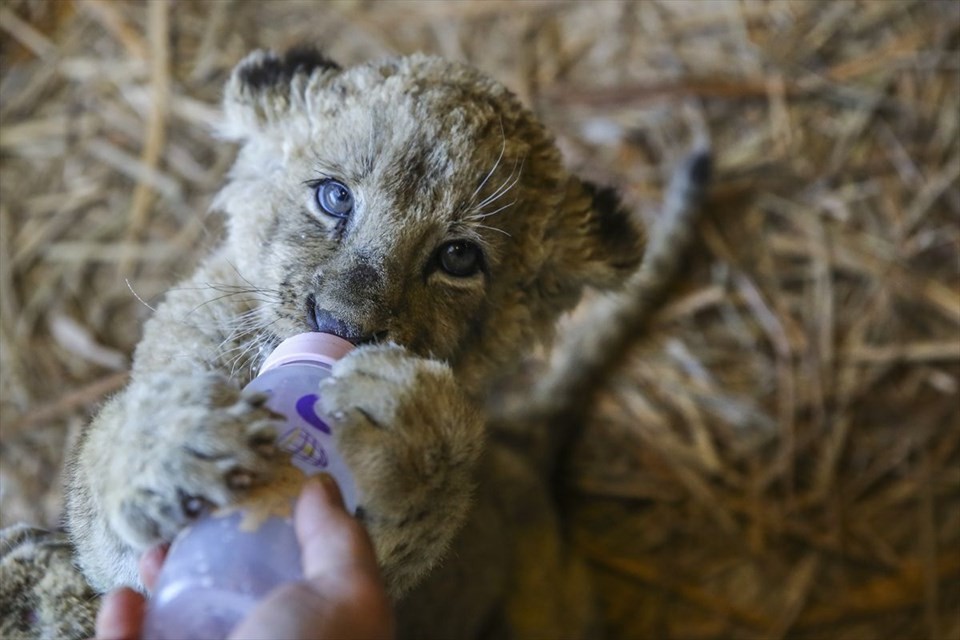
311,308,367,344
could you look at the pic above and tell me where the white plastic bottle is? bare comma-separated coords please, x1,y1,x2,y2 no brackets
142,332,356,640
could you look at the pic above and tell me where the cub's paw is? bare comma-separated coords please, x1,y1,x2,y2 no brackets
105,374,285,549
317,344,483,592
319,344,483,502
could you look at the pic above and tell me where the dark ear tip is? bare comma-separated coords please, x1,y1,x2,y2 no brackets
282,45,341,74
236,45,340,92
686,149,712,187
581,182,624,220
581,180,644,270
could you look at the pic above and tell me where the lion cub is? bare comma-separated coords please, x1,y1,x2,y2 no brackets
63,48,650,637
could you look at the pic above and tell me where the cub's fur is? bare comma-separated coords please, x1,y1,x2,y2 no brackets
1,48,709,639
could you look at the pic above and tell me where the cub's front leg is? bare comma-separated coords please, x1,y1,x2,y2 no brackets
66,371,284,592
318,344,485,596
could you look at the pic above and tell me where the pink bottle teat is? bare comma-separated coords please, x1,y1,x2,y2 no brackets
259,333,354,374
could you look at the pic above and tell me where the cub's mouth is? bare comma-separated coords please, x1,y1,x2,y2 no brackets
305,294,388,346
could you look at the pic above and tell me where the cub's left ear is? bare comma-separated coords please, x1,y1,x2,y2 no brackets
219,45,341,141
582,181,646,285
552,179,646,292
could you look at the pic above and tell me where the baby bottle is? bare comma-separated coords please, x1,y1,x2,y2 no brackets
142,332,356,640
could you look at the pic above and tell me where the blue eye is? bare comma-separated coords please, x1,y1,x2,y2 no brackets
315,180,353,218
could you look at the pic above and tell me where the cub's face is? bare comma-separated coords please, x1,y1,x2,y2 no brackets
214,49,643,389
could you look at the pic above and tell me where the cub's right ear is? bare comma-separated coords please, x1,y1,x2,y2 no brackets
219,46,341,141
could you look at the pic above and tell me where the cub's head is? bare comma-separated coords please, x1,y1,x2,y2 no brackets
214,47,644,391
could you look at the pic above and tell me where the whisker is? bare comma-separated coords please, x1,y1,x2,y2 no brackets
474,223,512,238
224,318,282,380
225,259,283,299
185,292,274,317
468,199,517,222
473,155,524,214
125,279,158,312
206,285,281,299
166,281,282,300
214,315,274,348
215,309,276,349
468,118,506,208
170,283,276,294
219,331,265,369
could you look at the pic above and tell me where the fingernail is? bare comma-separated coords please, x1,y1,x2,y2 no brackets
314,473,344,509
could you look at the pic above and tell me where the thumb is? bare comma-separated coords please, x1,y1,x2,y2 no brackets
228,476,393,640
295,475,381,589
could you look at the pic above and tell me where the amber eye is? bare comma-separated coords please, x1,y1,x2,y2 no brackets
315,180,354,218
437,241,483,277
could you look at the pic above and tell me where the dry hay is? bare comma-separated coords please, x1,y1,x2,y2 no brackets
1,1,958,639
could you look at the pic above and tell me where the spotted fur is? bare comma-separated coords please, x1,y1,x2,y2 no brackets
2,48,709,639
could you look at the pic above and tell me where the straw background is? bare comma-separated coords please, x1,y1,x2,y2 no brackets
1,1,958,638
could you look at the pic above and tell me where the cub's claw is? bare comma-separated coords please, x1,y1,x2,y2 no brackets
106,381,285,550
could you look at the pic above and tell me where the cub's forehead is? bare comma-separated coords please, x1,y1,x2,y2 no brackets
287,68,533,198
311,104,512,178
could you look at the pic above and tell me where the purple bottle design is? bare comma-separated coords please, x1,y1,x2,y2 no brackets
143,332,355,640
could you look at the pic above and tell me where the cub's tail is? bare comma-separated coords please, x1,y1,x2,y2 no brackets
495,146,713,483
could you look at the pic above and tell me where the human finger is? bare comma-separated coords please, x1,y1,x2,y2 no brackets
138,543,168,592
296,475,381,586
94,587,145,640
227,476,393,640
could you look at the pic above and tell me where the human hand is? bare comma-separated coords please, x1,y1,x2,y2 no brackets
94,475,394,640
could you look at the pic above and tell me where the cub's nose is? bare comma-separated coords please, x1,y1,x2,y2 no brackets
311,307,367,345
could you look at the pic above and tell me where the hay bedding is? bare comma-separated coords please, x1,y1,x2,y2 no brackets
1,1,957,638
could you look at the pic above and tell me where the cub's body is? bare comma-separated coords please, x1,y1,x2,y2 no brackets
1,49,707,639
65,50,642,638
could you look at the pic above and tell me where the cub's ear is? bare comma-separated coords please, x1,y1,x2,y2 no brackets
219,46,341,141
533,178,645,313
577,181,646,286
550,179,646,293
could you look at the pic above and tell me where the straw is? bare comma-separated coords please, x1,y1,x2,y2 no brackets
1,1,957,638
